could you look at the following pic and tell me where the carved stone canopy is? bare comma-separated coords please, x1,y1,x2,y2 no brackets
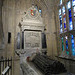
19,6,45,32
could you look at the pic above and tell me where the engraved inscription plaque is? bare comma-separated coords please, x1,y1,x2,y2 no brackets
24,31,41,49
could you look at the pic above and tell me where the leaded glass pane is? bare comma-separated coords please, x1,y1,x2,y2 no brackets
71,35,75,56
61,37,64,51
69,9,72,17
72,0,75,6
60,28,63,33
62,6,67,31
64,20,66,28
67,1,71,9
65,36,69,55
59,9,61,15
59,16,62,24
62,6,65,14
63,17,67,31
73,6,75,16
60,0,62,5
68,9,73,30
69,17,73,30
59,15,63,33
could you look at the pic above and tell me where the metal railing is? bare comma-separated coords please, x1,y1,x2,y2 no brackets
0,57,12,75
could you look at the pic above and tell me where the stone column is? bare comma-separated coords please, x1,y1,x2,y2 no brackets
0,0,3,48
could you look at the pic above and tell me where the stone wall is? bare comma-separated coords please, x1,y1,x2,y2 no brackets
1,0,57,75
0,0,3,49
1,0,75,74
1,0,57,58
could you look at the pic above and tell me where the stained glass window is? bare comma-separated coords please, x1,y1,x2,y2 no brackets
59,15,63,33
61,37,64,51
67,1,71,9
72,0,75,19
59,9,61,15
73,7,75,16
72,0,75,6
60,0,62,5
59,0,75,57
59,9,63,33
62,6,65,13
62,6,67,32
71,35,75,56
67,1,73,30
65,36,69,55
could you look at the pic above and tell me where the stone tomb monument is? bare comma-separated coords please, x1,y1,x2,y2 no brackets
17,6,45,57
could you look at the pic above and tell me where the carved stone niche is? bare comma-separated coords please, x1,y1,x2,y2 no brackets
19,6,45,57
